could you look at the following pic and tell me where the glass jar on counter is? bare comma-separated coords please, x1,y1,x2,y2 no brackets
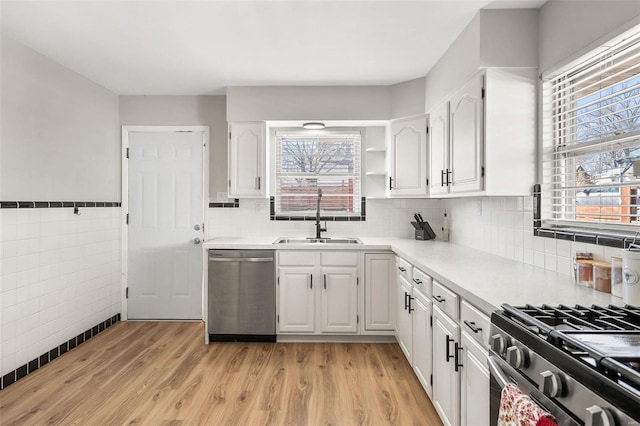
577,259,594,287
592,261,612,293
573,252,593,283
611,256,623,298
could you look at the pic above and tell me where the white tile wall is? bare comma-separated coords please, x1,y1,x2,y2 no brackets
0,207,121,376
443,196,626,279
206,198,444,240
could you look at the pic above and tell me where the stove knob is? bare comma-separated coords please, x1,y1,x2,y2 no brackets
539,370,565,398
490,334,507,355
586,405,615,426
506,346,527,369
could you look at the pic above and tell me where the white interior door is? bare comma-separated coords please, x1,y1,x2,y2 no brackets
127,130,204,319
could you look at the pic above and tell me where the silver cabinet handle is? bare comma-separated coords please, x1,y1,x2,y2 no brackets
208,257,272,262
194,238,201,244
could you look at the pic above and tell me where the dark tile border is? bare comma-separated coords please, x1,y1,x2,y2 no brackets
269,196,366,221
209,199,239,208
0,201,121,209
533,184,634,249
0,313,121,390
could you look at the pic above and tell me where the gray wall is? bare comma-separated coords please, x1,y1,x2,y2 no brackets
539,0,640,73
119,95,227,198
390,77,426,119
226,86,391,121
424,9,538,112
0,35,120,201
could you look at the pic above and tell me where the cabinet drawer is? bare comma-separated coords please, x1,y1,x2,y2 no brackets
395,257,412,282
321,251,359,266
460,300,490,349
412,268,432,297
278,251,318,266
432,281,459,320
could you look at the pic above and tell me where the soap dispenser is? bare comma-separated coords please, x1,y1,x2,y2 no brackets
441,210,450,242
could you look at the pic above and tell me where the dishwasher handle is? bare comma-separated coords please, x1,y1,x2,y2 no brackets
208,257,273,262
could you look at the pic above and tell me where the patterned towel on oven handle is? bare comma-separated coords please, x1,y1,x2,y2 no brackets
498,383,558,426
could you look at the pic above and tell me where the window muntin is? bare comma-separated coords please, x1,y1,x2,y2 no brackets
543,31,640,226
275,131,361,215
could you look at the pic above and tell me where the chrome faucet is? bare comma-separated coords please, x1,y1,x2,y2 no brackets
315,188,327,239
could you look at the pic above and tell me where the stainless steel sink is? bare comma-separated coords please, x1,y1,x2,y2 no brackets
273,237,362,244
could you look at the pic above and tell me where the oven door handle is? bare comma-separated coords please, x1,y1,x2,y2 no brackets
487,355,510,389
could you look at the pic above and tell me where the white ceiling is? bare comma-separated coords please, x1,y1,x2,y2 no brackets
0,0,546,95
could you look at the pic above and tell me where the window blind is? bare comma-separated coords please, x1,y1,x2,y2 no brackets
275,131,361,215
542,29,640,227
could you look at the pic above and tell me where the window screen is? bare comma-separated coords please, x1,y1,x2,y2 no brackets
542,30,640,227
275,131,361,215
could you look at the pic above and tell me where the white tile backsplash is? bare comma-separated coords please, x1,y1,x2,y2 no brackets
206,198,444,240
443,196,626,278
0,207,121,376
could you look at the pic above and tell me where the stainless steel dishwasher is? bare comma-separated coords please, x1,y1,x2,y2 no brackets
207,250,276,342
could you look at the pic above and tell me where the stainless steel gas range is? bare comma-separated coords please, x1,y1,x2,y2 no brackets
489,304,640,426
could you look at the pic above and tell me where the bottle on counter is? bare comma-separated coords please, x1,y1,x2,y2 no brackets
592,261,612,293
441,210,450,242
611,256,623,298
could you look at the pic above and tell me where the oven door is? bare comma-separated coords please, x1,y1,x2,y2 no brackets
488,355,580,426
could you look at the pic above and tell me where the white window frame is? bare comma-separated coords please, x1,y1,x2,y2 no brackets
271,128,363,217
541,26,640,231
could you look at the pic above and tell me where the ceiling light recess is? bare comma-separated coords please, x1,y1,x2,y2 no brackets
302,122,325,130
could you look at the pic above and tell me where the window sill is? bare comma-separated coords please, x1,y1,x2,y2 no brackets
534,225,640,249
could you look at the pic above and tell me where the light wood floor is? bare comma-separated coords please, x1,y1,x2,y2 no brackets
0,321,442,425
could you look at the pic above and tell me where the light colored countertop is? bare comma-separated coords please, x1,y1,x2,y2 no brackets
203,237,624,315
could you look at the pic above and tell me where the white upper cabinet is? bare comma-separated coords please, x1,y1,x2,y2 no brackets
388,115,428,197
228,122,265,198
449,75,484,193
428,68,536,197
429,100,449,196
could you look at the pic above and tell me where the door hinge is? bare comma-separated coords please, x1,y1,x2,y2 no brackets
126,213,129,225
481,88,485,99
430,315,433,327
426,126,429,134
430,374,433,386
426,178,429,187
202,223,205,233
228,179,231,188
126,287,129,299
229,131,232,140
357,315,359,324
277,276,280,285
277,314,279,323
126,147,129,159
481,166,485,177
357,276,359,286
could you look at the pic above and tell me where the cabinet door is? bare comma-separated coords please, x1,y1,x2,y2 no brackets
450,76,484,194
460,331,490,426
228,122,265,198
365,253,396,331
396,275,413,363
429,101,450,196
320,267,359,333
433,306,461,426
412,290,433,398
388,115,428,197
277,267,315,333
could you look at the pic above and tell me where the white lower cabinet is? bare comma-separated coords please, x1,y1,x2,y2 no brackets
433,305,461,426
460,330,490,426
277,251,359,335
412,289,433,398
277,266,316,333
321,266,358,333
364,253,396,331
396,274,414,362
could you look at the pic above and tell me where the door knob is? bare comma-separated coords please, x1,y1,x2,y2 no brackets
194,224,201,231
193,238,201,244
